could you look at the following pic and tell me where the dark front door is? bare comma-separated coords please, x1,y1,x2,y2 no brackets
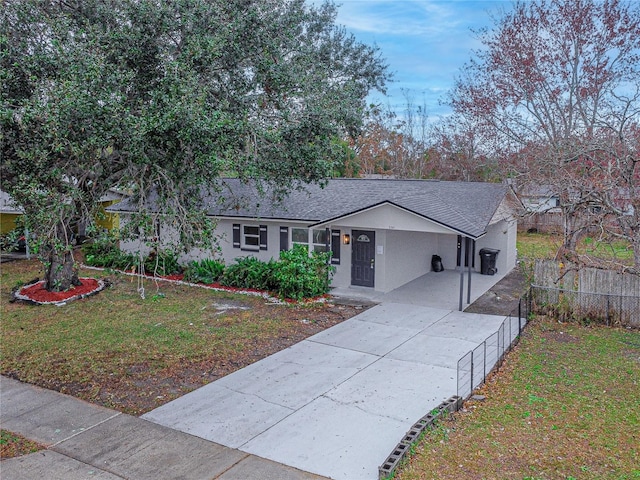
351,230,375,287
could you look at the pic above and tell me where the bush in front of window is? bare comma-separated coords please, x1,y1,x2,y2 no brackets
183,258,225,284
220,256,277,291
83,231,139,271
272,244,334,300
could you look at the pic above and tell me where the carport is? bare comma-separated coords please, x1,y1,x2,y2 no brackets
331,267,508,311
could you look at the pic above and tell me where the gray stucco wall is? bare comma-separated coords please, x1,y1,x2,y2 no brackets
116,214,517,293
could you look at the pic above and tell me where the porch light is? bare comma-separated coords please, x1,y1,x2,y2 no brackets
343,233,351,245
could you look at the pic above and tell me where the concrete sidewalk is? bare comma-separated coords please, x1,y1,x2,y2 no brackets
142,304,508,480
0,376,326,480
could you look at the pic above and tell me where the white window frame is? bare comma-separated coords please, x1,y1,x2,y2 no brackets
242,224,260,251
291,227,328,254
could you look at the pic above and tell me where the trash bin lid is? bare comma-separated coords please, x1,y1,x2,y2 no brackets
478,248,500,255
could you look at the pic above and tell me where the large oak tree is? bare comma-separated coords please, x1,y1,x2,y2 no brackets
1,0,389,290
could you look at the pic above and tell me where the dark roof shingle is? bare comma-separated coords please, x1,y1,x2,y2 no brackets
109,178,508,238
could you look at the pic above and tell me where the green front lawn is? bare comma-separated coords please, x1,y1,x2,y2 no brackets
0,258,361,415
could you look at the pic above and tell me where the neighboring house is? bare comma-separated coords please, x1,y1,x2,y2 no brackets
515,184,635,233
0,189,124,235
0,190,24,234
515,184,563,233
517,185,561,213
109,178,518,294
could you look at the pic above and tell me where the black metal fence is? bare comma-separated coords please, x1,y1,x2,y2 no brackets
530,285,640,328
457,290,532,399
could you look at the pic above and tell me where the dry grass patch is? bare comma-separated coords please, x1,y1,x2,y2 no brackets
1,258,365,415
396,317,640,480
0,430,45,459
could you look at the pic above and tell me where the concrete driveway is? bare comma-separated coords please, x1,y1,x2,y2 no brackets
143,303,508,480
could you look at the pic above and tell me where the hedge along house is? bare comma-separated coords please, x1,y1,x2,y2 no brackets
109,178,518,308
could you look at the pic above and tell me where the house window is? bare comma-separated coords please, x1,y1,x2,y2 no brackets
243,225,260,249
292,228,328,253
233,224,267,250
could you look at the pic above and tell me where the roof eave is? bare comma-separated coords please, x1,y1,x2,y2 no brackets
309,201,486,239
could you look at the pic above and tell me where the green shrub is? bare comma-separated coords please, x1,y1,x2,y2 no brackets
271,244,334,300
0,228,23,252
143,249,182,276
220,256,277,291
183,258,225,284
83,232,138,270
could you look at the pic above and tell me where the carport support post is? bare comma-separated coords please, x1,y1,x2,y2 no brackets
466,237,473,305
458,237,469,311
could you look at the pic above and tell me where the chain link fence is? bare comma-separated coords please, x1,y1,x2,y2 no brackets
457,290,532,399
530,285,640,327
457,283,639,399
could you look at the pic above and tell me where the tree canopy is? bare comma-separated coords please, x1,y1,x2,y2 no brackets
0,0,389,290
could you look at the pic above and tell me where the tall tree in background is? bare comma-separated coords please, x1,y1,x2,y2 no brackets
352,93,430,178
450,0,640,266
1,0,389,290
426,115,499,182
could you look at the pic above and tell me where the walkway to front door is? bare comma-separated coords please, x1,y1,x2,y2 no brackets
143,303,510,480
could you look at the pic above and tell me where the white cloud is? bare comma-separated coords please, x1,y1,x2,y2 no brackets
306,0,511,116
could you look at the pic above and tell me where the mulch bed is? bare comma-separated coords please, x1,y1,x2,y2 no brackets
13,278,107,305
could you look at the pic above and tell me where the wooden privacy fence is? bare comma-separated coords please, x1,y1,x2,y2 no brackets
518,212,564,233
533,260,640,327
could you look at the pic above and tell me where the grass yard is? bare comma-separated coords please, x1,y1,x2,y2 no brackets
0,430,45,459
0,258,364,415
517,232,634,263
395,316,640,480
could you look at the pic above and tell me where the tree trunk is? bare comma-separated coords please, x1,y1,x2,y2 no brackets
632,237,640,272
44,248,80,292
43,221,80,292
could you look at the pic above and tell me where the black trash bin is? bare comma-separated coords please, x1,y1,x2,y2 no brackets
431,254,444,272
478,248,500,275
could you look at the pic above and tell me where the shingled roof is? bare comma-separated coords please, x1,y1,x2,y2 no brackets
109,178,508,239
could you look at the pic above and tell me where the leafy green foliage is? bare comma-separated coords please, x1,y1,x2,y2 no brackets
143,250,182,276
183,259,225,284
83,231,181,275
272,244,334,300
219,246,334,299
0,228,23,253
1,0,389,290
221,257,277,292
83,232,138,270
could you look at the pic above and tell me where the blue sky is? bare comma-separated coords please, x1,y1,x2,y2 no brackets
325,1,514,119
